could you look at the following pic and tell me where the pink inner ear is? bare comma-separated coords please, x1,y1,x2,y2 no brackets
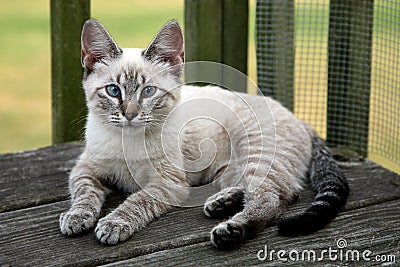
178,43,184,63
169,48,184,66
81,42,99,70
81,49,95,69
80,19,122,71
144,20,184,69
81,29,94,69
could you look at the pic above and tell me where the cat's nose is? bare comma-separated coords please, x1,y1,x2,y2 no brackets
121,100,140,121
124,111,138,121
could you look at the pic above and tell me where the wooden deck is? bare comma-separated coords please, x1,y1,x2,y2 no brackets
1,142,399,266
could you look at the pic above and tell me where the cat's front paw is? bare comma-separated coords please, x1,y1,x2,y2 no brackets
60,208,98,236
211,220,246,250
95,216,134,245
204,186,244,218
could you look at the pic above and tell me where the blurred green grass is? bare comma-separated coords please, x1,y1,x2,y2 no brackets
0,0,185,153
0,0,256,154
0,1,51,153
0,1,398,174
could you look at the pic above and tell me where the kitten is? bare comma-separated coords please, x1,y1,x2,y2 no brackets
60,19,349,249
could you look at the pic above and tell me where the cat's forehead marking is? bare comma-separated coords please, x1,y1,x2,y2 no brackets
109,48,149,96
115,69,147,99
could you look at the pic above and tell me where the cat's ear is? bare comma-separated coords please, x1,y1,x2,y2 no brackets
81,19,122,71
143,20,184,76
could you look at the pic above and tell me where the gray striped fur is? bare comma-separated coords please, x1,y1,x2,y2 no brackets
60,19,349,249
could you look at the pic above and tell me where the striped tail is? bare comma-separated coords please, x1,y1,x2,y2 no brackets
278,135,350,236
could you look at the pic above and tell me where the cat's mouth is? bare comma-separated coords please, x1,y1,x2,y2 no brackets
108,118,145,128
107,112,156,128
119,120,145,128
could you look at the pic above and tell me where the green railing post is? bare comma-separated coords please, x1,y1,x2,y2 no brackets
184,0,248,92
256,0,294,111
327,0,374,157
51,0,90,144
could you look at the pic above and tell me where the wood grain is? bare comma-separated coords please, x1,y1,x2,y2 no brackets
51,0,90,144
103,201,400,266
0,142,83,212
0,144,399,266
327,0,374,156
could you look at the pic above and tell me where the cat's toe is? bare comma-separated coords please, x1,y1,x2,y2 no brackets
60,208,97,236
204,187,244,218
210,220,246,250
95,217,133,245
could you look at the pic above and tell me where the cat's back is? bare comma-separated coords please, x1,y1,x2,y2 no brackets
179,85,299,126
180,85,236,105
178,85,313,183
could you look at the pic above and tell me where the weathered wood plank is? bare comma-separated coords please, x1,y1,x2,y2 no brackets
100,200,400,266
303,161,400,212
1,142,400,215
184,0,248,92
0,202,211,266
221,0,249,77
0,158,399,266
256,0,294,110
2,142,399,214
0,143,83,212
51,0,90,144
184,0,222,63
327,0,374,157
1,198,399,266
0,143,399,265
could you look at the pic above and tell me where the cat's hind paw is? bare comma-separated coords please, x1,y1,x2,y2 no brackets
95,216,133,245
204,186,244,218
210,220,246,250
60,208,98,236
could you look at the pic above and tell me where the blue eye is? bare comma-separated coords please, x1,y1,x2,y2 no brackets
142,86,157,97
106,84,121,97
